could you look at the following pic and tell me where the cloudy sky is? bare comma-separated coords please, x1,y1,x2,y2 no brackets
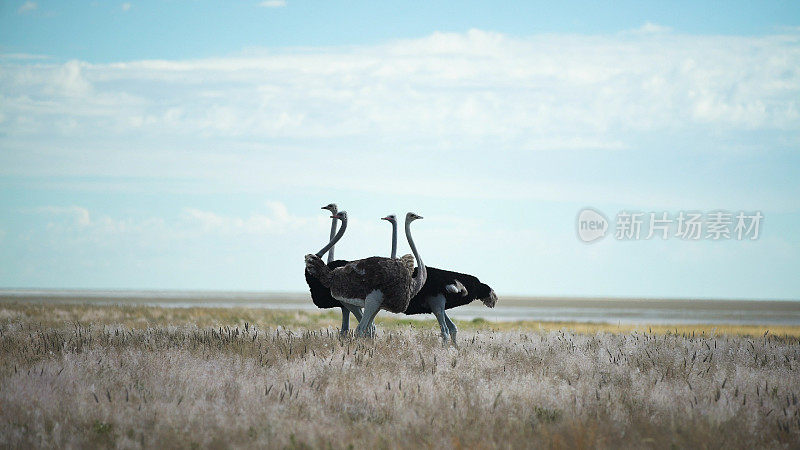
1,1,799,299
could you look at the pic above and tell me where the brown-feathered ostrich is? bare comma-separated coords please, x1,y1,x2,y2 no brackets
305,211,427,337
382,214,497,345
304,203,364,335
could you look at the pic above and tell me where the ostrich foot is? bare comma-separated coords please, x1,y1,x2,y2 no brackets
355,328,376,339
354,321,379,339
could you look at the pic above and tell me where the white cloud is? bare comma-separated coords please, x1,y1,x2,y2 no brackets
32,206,92,226
0,53,50,60
121,3,132,12
17,2,37,13
0,30,798,209
182,201,311,235
258,0,286,7
2,29,796,144
628,22,672,34
53,60,92,96
24,204,308,248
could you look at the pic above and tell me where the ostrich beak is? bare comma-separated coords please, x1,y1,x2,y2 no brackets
330,215,337,218
381,216,391,221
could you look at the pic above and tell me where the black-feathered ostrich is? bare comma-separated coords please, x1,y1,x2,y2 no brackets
304,203,365,335
305,211,427,337
381,214,497,345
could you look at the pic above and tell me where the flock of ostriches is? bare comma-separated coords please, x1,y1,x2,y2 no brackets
305,203,497,345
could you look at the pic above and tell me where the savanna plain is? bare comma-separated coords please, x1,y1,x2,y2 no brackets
1,302,799,449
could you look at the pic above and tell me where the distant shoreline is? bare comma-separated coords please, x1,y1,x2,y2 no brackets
1,289,799,326
1,288,797,303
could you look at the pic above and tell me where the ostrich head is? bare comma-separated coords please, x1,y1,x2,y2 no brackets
475,283,497,308
406,212,423,222
381,214,397,224
483,289,498,308
321,203,338,214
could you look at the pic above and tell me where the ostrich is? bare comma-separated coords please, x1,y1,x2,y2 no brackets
382,214,497,345
304,203,365,335
305,211,427,337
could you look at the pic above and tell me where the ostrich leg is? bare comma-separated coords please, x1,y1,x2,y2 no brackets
355,291,384,338
444,313,458,347
339,307,350,335
339,305,367,336
428,294,450,345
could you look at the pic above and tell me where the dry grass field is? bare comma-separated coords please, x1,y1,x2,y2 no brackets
1,303,800,448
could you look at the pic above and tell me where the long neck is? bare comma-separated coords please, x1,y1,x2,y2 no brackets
326,208,338,264
405,219,426,295
390,220,397,259
316,216,346,258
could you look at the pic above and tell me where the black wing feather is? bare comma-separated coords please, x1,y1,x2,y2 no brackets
305,259,349,309
403,266,493,315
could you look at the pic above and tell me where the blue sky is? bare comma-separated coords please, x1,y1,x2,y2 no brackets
2,1,800,61
1,1,799,299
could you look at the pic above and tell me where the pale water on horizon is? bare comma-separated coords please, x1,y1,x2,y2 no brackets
2,289,799,326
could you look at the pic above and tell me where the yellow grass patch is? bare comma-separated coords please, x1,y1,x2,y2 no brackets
1,302,798,337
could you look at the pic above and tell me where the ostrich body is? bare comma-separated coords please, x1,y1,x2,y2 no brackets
382,214,497,345
305,212,427,337
303,203,364,334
